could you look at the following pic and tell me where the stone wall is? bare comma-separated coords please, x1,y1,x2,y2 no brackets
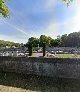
0,56,80,79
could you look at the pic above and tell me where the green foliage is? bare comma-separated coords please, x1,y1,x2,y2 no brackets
0,40,20,47
57,54,80,58
28,37,39,47
0,0,9,17
52,39,59,47
61,34,67,46
40,35,47,46
60,32,80,47
65,32,80,47
40,35,52,47
62,0,73,6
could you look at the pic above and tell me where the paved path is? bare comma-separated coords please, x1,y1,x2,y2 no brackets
32,53,43,57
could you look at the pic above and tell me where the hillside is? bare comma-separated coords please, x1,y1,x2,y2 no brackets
0,40,20,47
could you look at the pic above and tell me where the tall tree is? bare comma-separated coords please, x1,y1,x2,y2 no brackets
61,34,67,47
66,32,80,47
56,35,62,47
39,35,52,47
28,37,39,47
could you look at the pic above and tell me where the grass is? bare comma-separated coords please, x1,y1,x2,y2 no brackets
56,54,80,58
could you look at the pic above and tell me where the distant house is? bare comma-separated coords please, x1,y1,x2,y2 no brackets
0,47,27,57
46,47,80,54
34,47,42,52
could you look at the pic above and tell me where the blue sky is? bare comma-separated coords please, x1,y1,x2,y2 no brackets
0,0,80,43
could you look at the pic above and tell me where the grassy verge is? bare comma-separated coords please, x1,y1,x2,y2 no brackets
56,54,80,58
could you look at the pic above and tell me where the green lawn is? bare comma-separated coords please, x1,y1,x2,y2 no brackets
56,54,80,58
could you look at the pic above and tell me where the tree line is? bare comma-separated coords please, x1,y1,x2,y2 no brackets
0,31,79,48
0,40,20,47
25,31,80,47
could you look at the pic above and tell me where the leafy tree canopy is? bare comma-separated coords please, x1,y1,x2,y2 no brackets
0,0,9,17
62,0,73,6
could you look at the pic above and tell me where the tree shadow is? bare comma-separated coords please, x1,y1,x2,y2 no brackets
0,72,80,92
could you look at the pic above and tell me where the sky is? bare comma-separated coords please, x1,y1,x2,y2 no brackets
0,0,80,43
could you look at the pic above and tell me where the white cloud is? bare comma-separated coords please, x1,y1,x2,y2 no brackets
41,0,80,38
60,1,80,35
41,21,59,38
1,19,37,37
36,0,80,38
44,0,56,9
0,19,41,43
0,34,27,43
30,0,57,14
